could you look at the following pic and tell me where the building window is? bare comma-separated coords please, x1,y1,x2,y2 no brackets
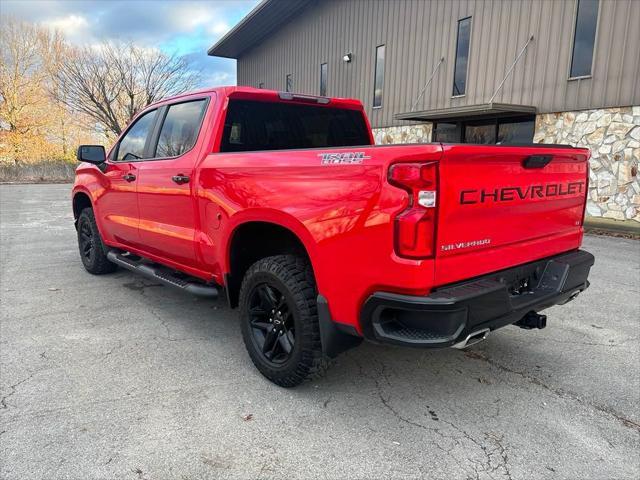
570,0,599,78
286,74,293,92
465,120,496,144
373,45,385,108
452,17,471,96
433,116,535,144
432,122,461,143
497,117,535,144
320,63,327,96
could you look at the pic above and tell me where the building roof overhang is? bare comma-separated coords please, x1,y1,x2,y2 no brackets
394,103,537,123
208,0,314,59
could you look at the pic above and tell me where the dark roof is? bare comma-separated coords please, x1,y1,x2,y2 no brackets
208,0,314,59
395,103,537,122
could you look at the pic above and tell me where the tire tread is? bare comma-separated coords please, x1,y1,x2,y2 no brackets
77,208,117,275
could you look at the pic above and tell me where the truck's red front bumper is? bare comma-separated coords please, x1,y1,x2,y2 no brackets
359,249,594,348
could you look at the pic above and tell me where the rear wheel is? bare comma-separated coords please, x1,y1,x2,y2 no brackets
77,208,117,275
239,255,327,387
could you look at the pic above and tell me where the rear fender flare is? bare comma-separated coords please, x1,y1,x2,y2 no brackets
222,208,320,278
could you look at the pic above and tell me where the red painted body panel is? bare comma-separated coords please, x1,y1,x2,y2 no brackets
435,144,589,285
72,87,590,333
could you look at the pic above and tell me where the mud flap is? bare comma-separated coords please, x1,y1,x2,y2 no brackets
317,295,363,358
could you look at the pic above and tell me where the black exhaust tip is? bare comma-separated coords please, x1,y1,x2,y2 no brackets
515,311,547,330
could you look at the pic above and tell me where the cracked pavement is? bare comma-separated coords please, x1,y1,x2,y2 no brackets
1,184,639,479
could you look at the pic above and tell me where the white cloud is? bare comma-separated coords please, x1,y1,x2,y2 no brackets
171,5,216,31
209,21,231,37
208,71,234,86
41,14,89,38
2,0,257,88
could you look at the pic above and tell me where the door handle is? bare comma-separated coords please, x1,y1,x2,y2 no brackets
172,174,190,185
122,173,136,182
522,155,552,169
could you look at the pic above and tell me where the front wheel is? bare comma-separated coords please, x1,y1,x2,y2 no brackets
239,255,327,387
76,208,117,275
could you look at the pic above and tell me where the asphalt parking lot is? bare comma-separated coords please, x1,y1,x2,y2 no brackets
1,183,639,480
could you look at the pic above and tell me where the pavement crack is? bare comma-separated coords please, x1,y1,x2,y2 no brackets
1,371,37,409
486,433,513,480
440,418,513,480
149,308,177,341
350,355,461,461
464,350,640,433
351,355,433,432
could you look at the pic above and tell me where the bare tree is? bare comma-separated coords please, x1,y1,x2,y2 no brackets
55,42,201,137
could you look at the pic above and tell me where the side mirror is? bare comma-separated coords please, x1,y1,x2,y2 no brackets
77,145,106,164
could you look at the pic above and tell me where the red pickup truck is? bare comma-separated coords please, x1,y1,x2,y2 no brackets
72,86,594,386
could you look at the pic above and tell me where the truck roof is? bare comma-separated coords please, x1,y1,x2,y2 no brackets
146,86,364,110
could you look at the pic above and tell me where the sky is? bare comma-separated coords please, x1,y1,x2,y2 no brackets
1,0,260,86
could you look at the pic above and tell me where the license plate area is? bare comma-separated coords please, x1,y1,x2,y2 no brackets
497,264,544,298
508,275,536,296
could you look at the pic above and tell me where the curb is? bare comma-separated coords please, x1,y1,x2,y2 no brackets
584,217,640,239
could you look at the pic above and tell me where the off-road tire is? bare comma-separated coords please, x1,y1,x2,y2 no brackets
239,254,328,387
77,208,117,275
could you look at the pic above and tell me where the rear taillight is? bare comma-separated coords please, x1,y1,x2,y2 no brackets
388,162,438,259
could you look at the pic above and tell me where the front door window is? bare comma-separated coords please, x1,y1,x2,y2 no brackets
116,109,157,161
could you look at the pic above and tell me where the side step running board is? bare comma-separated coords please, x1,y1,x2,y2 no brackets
107,251,218,298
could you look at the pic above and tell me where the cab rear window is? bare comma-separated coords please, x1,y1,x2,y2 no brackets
220,100,371,152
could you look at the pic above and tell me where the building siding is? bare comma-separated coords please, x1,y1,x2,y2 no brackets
236,0,640,129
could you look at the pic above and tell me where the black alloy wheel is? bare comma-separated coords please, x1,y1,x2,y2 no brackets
248,283,295,365
76,208,117,275
238,254,327,387
79,217,94,261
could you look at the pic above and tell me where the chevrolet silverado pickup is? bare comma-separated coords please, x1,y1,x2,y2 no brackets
72,87,594,386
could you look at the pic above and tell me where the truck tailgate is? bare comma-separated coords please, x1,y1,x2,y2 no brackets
435,144,590,286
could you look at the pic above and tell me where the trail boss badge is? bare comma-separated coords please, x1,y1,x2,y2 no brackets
319,152,371,165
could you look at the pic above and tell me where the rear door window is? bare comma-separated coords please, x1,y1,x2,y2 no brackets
155,99,207,158
220,100,371,152
116,109,157,161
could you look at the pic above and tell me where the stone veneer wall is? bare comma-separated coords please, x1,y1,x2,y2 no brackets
534,106,640,222
372,124,432,145
372,106,640,223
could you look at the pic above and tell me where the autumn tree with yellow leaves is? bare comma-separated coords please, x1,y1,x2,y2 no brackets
0,17,201,169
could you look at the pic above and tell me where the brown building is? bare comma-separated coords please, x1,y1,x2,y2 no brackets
210,0,640,224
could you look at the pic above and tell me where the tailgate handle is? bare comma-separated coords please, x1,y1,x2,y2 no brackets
523,155,552,169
